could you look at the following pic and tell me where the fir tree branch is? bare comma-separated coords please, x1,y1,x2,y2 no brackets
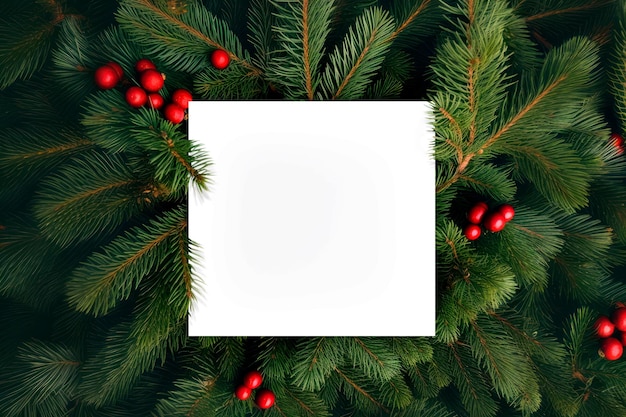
469,321,503,382
7,138,92,160
386,0,431,42
164,134,203,185
449,343,480,401
118,0,260,75
487,76,567,148
525,0,614,22
333,28,377,99
302,0,313,99
318,7,395,100
53,179,138,213
436,74,568,193
177,225,192,300
67,208,188,316
334,367,389,413
266,0,335,100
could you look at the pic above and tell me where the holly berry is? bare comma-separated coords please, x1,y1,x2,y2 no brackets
610,133,624,154
600,337,623,360
483,212,506,232
171,89,193,109
467,202,488,224
619,332,626,346
147,93,164,109
613,307,626,331
125,86,148,108
164,103,185,124
94,65,119,89
595,315,615,338
255,389,275,409
464,224,481,241
498,204,515,222
140,69,165,92
211,49,230,70
135,58,156,73
243,370,263,390
235,385,252,400
106,62,124,80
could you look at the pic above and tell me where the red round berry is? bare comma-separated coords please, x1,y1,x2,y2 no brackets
164,103,185,124
255,389,275,409
600,337,623,360
595,315,615,338
171,89,193,109
135,58,156,73
125,86,148,108
484,212,506,232
235,385,252,400
611,133,624,155
147,93,164,109
498,204,515,222
243,370,263,390
211,49,230,70
611,133,624,147
139,69,165,92
467,202,488,224
463,224,481,241
613,308,626,331
106,62,124,80
94,65,119,89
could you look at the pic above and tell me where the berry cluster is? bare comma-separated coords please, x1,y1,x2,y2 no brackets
595,307,626,360
610,132,624,155
463,202,515,241
234,370,275,409
93,58,193,124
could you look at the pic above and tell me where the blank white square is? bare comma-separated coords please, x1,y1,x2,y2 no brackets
188,101,435,336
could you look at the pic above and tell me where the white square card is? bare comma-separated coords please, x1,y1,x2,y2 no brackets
188,101,434,336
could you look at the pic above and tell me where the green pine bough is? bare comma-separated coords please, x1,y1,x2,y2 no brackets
1,0,626,416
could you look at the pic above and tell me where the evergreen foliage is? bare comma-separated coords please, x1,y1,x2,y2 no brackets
2,0,626,416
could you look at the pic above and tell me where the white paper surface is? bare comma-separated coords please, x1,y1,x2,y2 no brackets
188,101,435,336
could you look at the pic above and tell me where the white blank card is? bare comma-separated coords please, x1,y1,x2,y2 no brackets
188,101,435,336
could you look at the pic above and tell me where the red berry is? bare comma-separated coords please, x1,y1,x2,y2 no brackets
255,389,275,409
147,93,164,109
611,133,624,155
600,337,623,360
611,133,624,147
463,224,481,241
125,86,148,108
243,370,263,390
171,89,193,109
135,58,156,73
595,315,615,338
164,103,185,124
106,62,124,79
619,332,626,346
235,385,252,400
484,212,506,232
94,65,119,89
139,69,165,92
613,308,626,331
211,49,230,70
467,202,488,224
498,204,515,222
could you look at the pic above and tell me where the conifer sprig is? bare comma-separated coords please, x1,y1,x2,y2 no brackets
0,341,79,417
66,207,188,316
266,0,335,100
34,152,151,248
116,0,258,75
318,7,395,100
